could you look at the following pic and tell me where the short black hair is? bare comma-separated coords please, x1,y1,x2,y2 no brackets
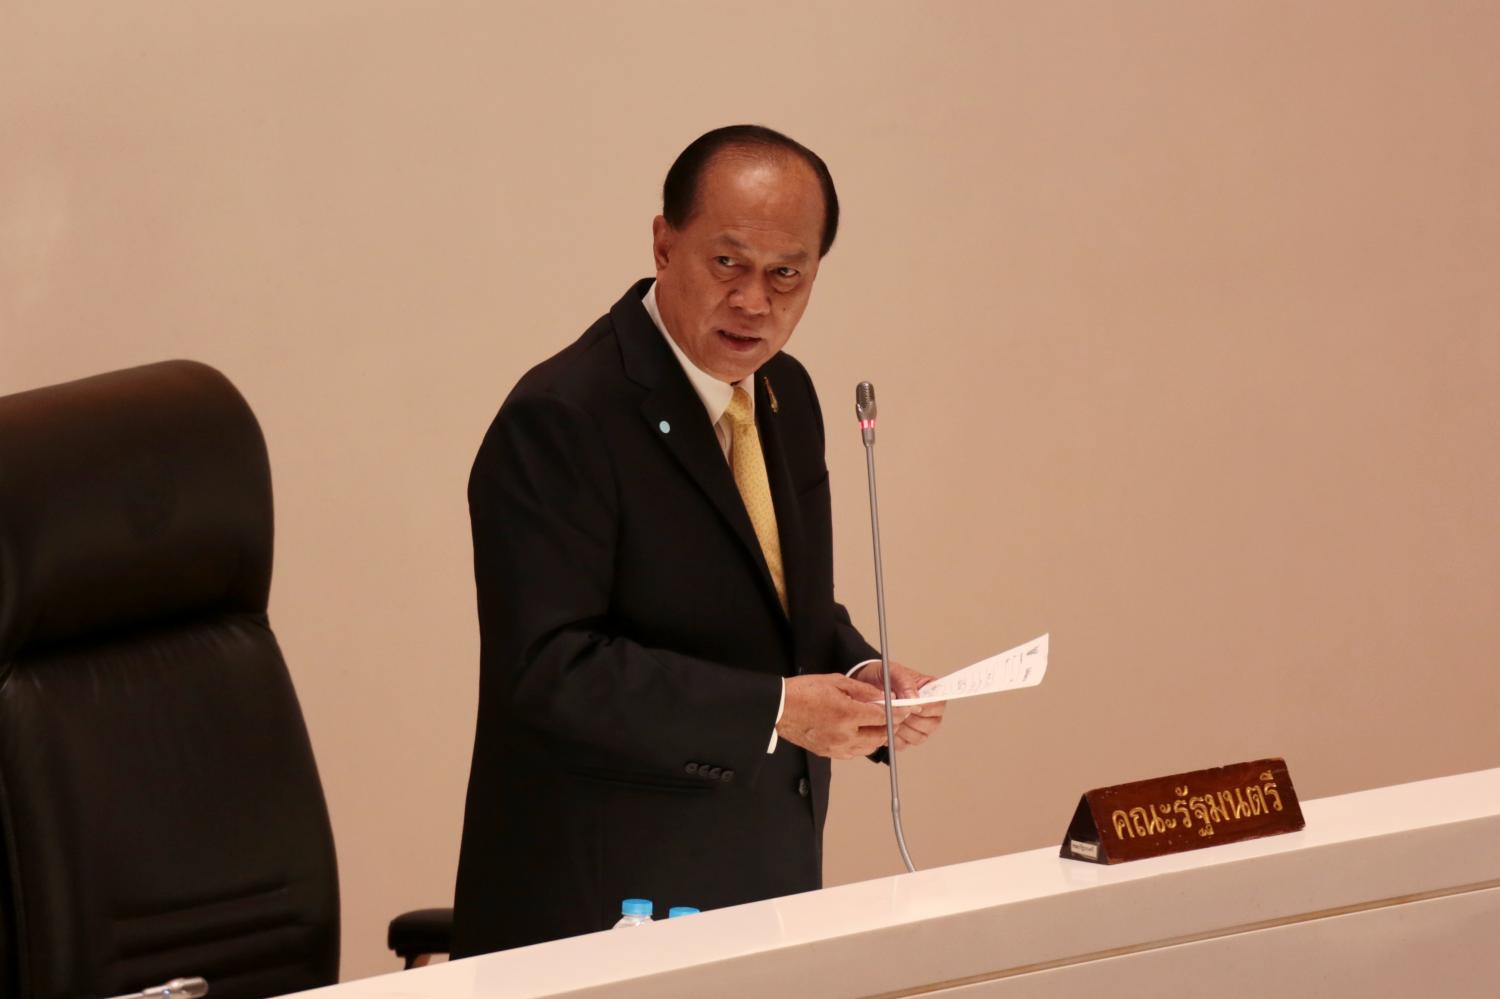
662,125,840,257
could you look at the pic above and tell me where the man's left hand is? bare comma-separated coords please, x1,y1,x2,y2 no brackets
850,660,947,751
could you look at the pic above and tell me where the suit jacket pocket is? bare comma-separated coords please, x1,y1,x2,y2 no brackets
565,765,714,795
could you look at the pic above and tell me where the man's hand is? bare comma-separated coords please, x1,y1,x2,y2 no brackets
850,660,947,751
776,674,912,760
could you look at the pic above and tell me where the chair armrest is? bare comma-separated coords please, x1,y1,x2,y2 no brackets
388,907,454,965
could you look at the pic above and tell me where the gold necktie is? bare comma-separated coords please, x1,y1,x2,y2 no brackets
723,387,788,615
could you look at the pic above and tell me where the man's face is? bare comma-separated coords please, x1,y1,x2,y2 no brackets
652,152,825,384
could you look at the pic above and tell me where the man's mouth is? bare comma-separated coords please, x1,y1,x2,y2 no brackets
718,329,762,350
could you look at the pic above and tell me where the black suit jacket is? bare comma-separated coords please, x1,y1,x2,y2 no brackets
451,280,878,956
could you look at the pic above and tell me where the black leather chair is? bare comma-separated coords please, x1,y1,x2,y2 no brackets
0,362,341,998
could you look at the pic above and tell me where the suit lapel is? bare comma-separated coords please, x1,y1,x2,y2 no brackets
613,282,790,629
755,369,814,659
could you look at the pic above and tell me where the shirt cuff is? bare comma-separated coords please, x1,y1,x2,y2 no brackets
766,677,786,753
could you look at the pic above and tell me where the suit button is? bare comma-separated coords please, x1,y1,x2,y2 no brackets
708,766,722,780
686,763,698,775
721,769,734,783
797,777,810,798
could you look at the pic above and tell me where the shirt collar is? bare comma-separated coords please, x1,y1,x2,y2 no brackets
642,280,753,427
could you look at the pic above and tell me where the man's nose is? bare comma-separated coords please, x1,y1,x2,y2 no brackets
729,275,772,317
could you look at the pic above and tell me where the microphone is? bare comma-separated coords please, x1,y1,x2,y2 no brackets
107,978,210,999
854,381,916,873
856,381,877,445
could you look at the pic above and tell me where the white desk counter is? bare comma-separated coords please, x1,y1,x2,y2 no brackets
290,767,1500,998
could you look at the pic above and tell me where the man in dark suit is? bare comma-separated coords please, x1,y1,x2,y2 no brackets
452,126,945,957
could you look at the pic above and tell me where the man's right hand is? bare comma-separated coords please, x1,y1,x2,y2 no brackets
775,674,912,760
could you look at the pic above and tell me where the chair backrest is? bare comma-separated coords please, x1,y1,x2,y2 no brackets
0,361,339,999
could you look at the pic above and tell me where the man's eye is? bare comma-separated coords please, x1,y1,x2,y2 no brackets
774,267,799,280
714,256,735,268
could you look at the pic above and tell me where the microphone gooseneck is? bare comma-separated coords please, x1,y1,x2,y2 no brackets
855,382,917,873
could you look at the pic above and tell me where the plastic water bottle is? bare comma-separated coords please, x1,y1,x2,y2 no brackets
614,898,653,928
668,907,699,918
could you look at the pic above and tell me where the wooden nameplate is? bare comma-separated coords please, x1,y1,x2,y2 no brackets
1061,758,1305,864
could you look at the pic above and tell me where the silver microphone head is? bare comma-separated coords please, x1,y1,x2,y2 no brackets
855,382,877,421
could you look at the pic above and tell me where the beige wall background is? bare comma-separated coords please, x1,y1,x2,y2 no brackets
3,0,1498,981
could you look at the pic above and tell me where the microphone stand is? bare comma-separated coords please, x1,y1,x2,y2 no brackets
857,382,916,873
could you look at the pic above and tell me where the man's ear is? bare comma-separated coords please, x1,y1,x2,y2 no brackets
651,215,672,271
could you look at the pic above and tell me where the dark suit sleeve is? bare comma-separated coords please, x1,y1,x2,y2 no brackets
831,606,880,672
470,389,783,780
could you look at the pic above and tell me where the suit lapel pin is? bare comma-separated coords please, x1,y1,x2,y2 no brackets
764,376,779,414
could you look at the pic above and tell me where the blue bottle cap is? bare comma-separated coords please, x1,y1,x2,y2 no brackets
621,898,653,917
668,906,700,918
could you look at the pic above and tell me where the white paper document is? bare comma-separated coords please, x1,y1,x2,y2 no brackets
878,633,1049,707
